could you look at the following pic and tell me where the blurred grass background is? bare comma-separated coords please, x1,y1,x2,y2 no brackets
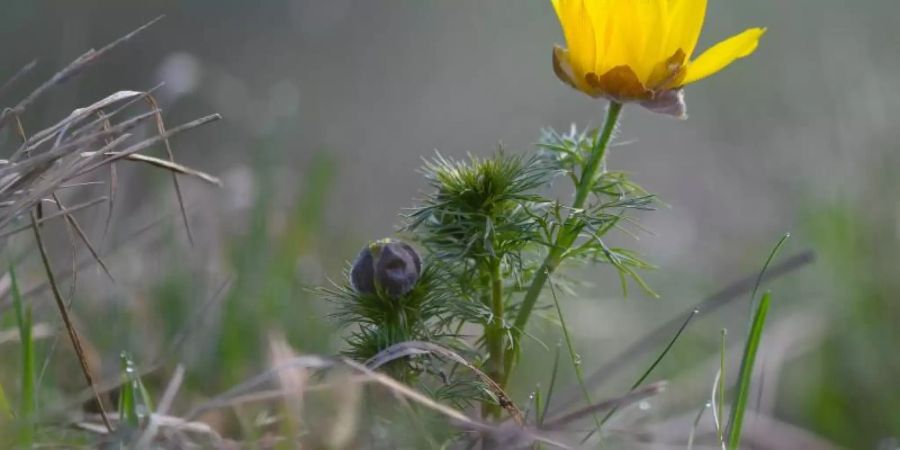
1,0,898,448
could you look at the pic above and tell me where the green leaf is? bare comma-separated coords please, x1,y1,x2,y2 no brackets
726,291,772,449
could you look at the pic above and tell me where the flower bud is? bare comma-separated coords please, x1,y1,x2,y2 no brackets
350,239,422,297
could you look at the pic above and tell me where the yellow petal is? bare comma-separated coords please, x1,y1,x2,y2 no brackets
582,0,614,71
622,0,667,81
642,0,670,70
682,27,766,85
664,0,707,60
595,0,638,75
552,0,597,79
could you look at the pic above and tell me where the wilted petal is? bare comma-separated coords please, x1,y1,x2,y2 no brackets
553,45,580,91
646,49,686,91
640,89,687,119
587,66,652,101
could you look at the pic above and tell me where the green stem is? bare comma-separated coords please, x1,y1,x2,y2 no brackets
503,101,622,383
573,101,622,210
484,257,505,417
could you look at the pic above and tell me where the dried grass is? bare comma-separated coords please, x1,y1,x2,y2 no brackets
0,15,220,444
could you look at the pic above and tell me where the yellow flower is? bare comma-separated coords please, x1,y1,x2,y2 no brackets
551,0,765,116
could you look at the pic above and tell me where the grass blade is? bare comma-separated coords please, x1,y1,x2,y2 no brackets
553,251,813,414
118,352,141,428
0,383,12,419
580,307,700,443
748,234,789,315
600,308,699,427
137,377,155,416
687,402,710,450
547,277,603,441
718,328,726,444
710,368,723,442
146,95,195,246
10,265,35,446
726,291,772,449
538,343,562,427
31,210,113,432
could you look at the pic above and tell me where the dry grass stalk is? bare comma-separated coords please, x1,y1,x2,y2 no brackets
267,330,310,445
0,15,221,439
30,209,113,431
365,340,526,424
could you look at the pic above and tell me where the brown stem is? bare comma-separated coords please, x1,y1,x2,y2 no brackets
31,210,112,432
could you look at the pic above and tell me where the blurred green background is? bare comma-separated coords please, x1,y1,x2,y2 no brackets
1,1,898,448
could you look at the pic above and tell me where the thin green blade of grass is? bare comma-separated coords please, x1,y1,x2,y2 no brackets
748,234,789,315
687,402,710,450
538,343,562,427
710,368,723,440
533,387,544,450
546,277,603,443
11,265,35,446
726,291,772,450
550,251,813,416
138,379,155,416
0,384,11,419
718,328,726,444
234,406,262,450
578,307,697,444
599,308,698,428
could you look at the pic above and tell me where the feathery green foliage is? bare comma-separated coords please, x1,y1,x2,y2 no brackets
326,108,659,418
323,264,460,362
408,150,551,278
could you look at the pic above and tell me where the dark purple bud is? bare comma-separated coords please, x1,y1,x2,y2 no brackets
350,239,422,297
640,88,687,119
